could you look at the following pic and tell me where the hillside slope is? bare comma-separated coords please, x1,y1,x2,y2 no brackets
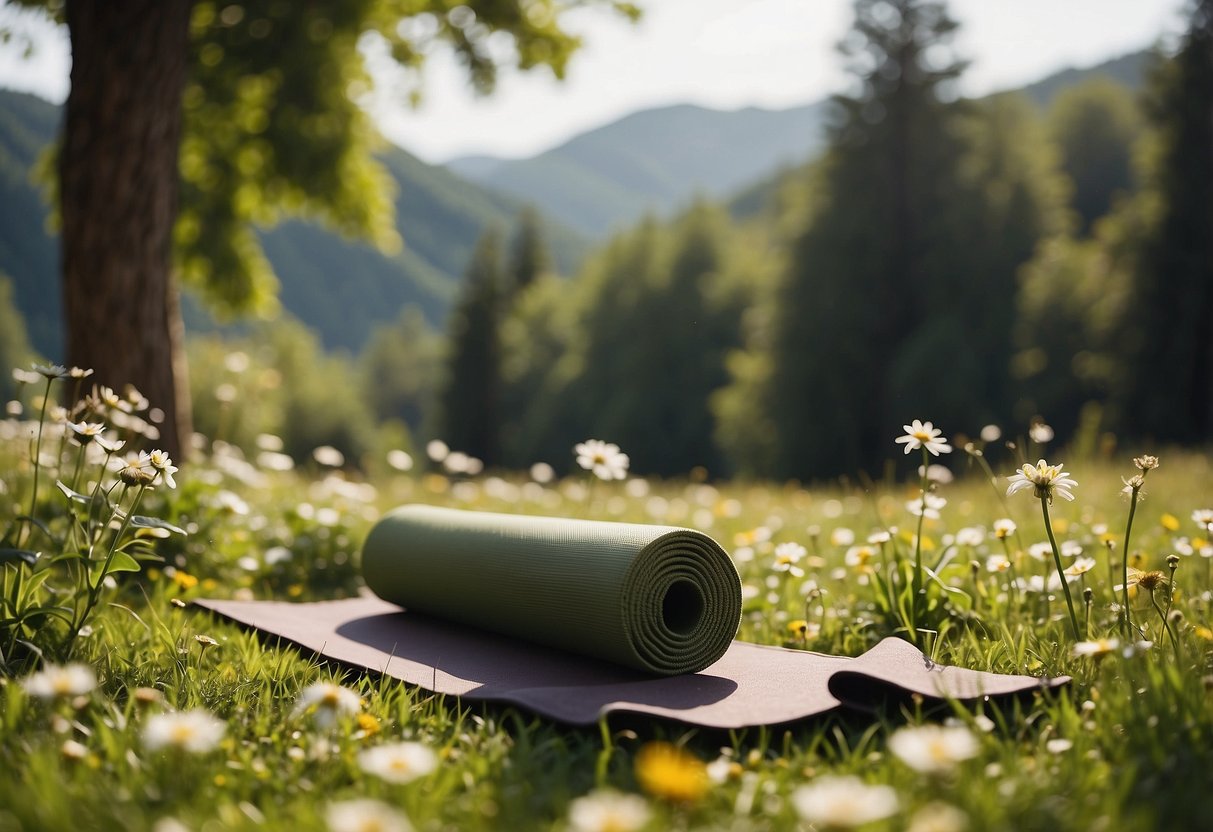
449,101,831,238
0,89,586,355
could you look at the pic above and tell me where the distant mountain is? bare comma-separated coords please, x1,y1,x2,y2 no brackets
0,89,587,356
727,49,1154,223
447,101,831,238
449,51,1151,239
446,154,506,180
1018,50,1152,110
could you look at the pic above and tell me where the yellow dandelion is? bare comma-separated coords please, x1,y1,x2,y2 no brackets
172,571,198,590
1161,513,1180,532
634,742,709,803
356,713,381,736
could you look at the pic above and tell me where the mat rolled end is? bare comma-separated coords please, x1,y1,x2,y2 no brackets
623,529,741,675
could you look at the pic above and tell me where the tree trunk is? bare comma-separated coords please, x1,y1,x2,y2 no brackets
59,0,194,460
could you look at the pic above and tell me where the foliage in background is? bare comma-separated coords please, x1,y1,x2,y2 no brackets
360,306,444,440
1121,0,1213,444
0,275,35,401
436,228,506,467
1047,78,1143,234
757,0,1045,478
188,318,381,465
1,2,1208,482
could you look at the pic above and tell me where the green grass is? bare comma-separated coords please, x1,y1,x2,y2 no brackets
2,430,1212,831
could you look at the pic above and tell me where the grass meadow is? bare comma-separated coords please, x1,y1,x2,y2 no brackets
2,378,1212,831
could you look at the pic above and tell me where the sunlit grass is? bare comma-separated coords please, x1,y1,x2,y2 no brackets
2,400,1212,830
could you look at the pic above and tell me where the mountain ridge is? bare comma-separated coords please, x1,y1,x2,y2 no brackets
449,49,1152,238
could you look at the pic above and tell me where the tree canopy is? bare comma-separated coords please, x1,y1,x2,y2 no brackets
9,0,638,458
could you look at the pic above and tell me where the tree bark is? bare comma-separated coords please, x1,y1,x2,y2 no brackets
59,0,194,460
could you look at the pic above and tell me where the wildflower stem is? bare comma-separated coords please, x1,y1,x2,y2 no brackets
21,376,54,547
69,442,86,495
1040,498,1081,640
1120,484,1140,639
969,447,1027,554
910,447,929,641
64,479,151,656
1149,589,1180,659
1000,537,1019,611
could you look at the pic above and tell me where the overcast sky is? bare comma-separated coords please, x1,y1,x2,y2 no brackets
0,0,1187,163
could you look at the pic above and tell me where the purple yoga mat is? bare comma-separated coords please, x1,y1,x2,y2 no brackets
196,595,1067,728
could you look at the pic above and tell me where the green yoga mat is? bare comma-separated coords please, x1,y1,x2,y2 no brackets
361,505,742,676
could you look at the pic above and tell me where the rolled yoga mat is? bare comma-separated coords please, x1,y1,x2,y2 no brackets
360,505,742,676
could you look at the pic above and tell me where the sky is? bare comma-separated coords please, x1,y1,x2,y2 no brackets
0,0,1188,164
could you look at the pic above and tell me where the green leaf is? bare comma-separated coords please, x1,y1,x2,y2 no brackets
129,516,187,536
90,551,142,584
105,551,142,574
0,548,38,567
17,606,75,626
56,480,92,504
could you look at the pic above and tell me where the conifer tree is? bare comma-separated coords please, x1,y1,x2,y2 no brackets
437,229,505,466
766,0,972,478
507,207,551,296
1122,0,1213,440
1048,79,1142,234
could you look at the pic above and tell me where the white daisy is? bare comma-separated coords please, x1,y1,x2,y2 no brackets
313,445,346,468
895,420,953,456
1064,557,1097,578
979,424,1002,442
1028,422,1054,443
907,801,969,832
889,725,979,774
357,742,439,784
293,682,361,728
574,439,630,481
1006,459,1078,503
142,710,225,753
567,790,651,832
791,776,899,828
992,518,1017,539
1073,638,1119,658
325,799,413,832
955,526,984,547
986,554,1011,573
907,493,947,519
772,542,807,577
147,449,178,489
22,663,97,700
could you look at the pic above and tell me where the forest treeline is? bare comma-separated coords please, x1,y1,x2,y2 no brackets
3,0,1209,482
423,0,1210,480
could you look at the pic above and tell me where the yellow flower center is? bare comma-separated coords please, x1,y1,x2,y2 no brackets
913,431,932,442
599,813,630,832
